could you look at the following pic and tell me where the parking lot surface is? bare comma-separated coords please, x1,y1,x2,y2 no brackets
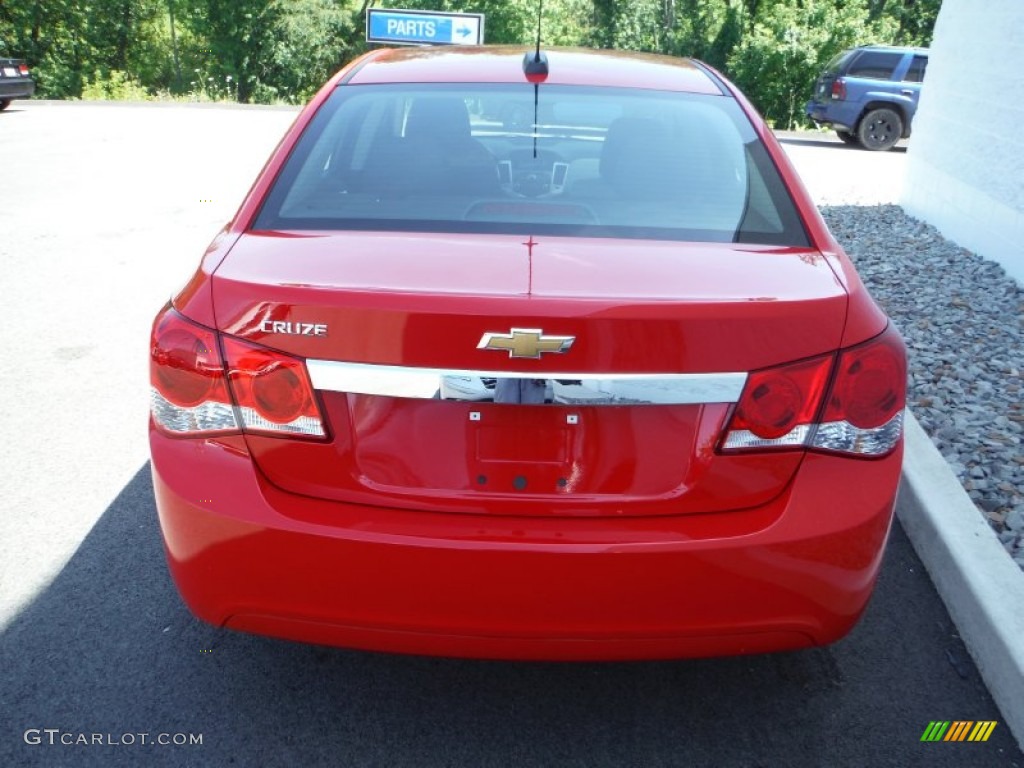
0,103,1020,767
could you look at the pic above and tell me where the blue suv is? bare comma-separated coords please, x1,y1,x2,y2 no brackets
806,45,928,151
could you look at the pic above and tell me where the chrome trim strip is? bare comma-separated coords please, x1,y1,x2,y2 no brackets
306,360,747,405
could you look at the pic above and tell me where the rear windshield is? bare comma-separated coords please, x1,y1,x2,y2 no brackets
255,83,809,246
824,50,856,74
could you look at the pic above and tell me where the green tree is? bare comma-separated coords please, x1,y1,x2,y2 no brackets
869,0,940,46
85,0,169,96
654,0,738,67
180,0,281,101
266,0,360,102
586,0,664,50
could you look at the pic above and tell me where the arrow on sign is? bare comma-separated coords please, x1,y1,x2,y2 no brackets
455,23,472,38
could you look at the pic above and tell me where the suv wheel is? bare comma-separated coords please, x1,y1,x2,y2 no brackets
857,108,903,151
836,130,859,145
0,99,11,112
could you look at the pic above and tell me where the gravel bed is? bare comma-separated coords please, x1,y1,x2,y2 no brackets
822,204,1024,571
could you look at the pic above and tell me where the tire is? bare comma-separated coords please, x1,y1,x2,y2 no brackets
0,99,11,112
857,108,903,151
836,129,858,145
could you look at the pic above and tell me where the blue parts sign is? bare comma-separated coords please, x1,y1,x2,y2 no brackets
366,9,484,46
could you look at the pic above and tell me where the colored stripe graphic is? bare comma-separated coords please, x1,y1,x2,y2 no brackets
945,721,972,741
921,721,997,742
969,722,998,742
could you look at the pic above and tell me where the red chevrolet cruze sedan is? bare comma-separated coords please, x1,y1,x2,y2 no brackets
149,46,906,660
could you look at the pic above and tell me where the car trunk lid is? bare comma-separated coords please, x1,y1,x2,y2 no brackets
209,231,848,517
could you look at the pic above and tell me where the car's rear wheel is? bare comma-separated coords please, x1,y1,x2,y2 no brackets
0,99,11,112
857,108,903,151
836,129,858,145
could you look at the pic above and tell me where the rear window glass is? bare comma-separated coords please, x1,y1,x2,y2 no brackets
847,51,903,80
254,84,808,247
905,55,928,83
824,50,856,74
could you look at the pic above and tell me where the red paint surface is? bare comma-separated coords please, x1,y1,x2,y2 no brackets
152,428,901,660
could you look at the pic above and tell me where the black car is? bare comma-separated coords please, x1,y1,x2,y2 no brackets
0,58,36,111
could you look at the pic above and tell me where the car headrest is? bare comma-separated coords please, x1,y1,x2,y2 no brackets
405,97,472,144
600,117,687,197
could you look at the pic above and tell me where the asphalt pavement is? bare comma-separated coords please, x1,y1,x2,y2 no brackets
1,102,1021,767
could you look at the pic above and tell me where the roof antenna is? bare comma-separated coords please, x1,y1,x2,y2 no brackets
522,0,547,158
522,0,548,79
532,0,544,66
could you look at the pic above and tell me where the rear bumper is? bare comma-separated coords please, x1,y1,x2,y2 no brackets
151,427,902,660
0,78,35,100
805,100,854,133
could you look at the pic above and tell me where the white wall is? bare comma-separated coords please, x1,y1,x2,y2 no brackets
901,0,1024,286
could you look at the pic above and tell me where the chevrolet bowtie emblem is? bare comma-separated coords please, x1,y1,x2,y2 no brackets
478,328,575,359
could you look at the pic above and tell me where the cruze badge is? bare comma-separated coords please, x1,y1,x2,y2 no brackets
259,319,328,336
478,328,575,359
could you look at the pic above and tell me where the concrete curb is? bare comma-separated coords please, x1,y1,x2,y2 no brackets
897,413,1024,750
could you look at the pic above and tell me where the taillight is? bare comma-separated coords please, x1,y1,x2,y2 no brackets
150,306,326,439
222,337,325,438
722,355,833,450
150,307,237,435
722,325,906,457
831,78,846,100
812,324,906,456
18,63,29,76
